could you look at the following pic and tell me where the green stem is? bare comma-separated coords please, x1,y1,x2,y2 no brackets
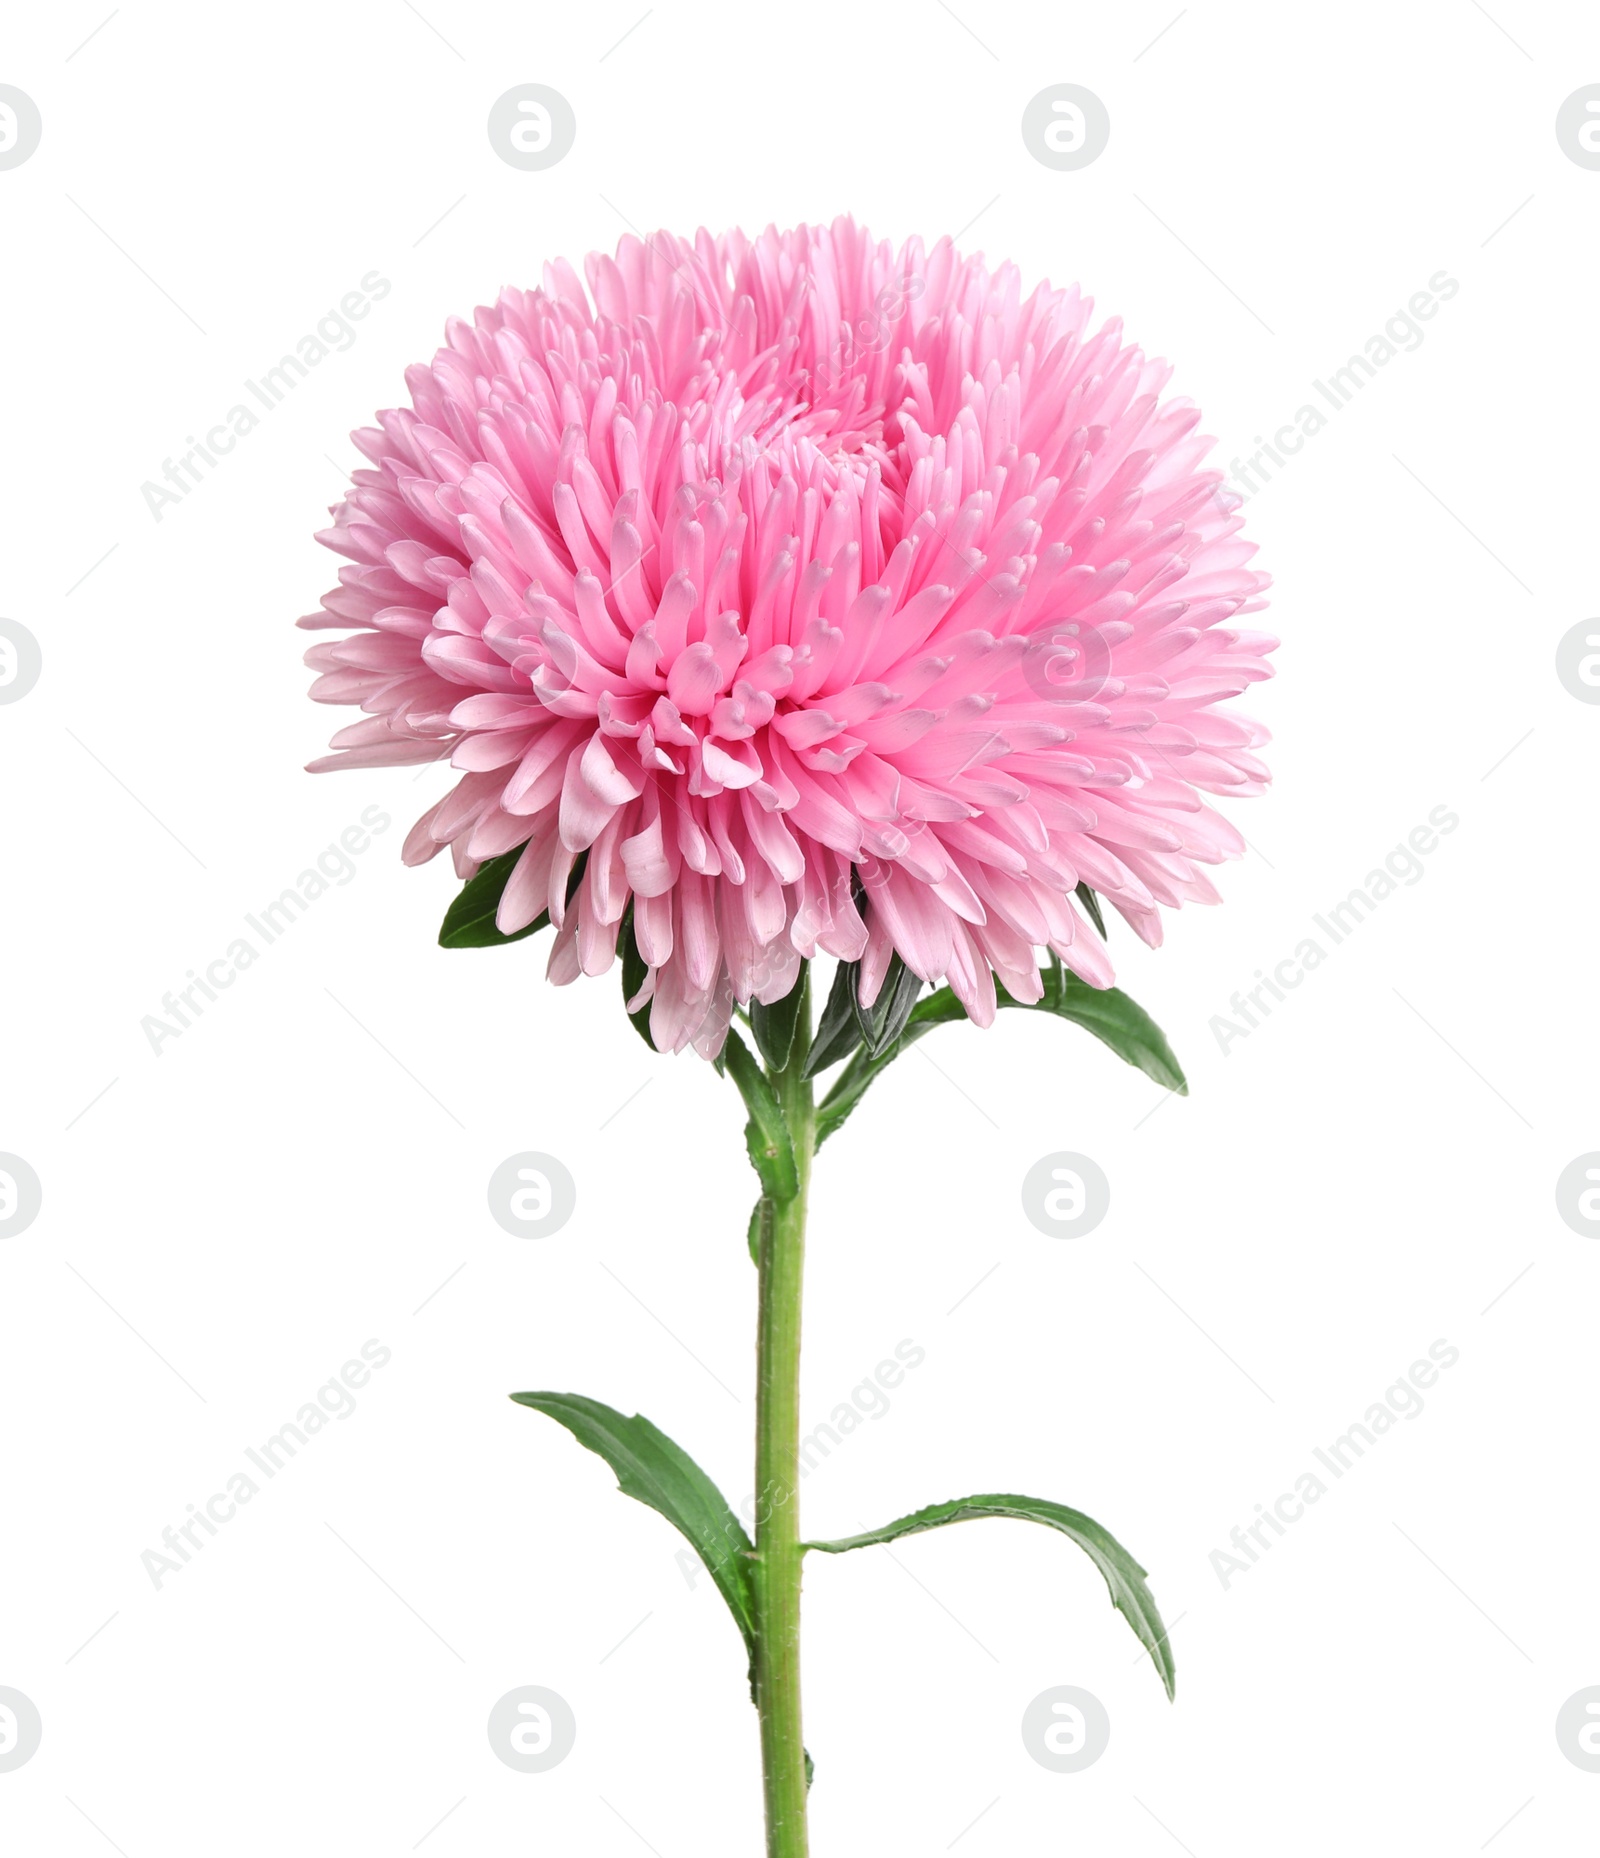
754,972,813,1858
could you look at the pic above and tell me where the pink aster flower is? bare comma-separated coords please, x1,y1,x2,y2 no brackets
300,217,1273,1055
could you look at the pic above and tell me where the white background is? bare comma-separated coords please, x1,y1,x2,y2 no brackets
2,2,1597,1851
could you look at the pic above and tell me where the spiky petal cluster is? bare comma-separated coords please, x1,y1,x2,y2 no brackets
301,219,1274,1055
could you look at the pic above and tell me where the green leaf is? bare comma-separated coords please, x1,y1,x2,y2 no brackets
1002,970,1187,1095
511,1392,758,1673
618,909,658,1052
1075,882,1107,940
438,846,587,949
802,959,866,1079
438,847,544,948
815,969,1186,1147
722,1029,799,1201
805,1492,1176,1700
750,966,807,1071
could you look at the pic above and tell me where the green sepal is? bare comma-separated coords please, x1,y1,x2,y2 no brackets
804,1491,1176,1700
618,908,658,1051
722,1029,799,1201
802,959,866,1078
750,966,808,1071
851,951,923,1058
814,989,962,1144
1075,882,1108,940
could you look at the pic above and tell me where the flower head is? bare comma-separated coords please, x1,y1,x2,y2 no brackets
301,218,1274,1054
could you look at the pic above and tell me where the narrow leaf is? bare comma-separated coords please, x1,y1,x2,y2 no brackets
618,909,658,1051
805,1492,1176,1699
750,966,807,1071
512,1392,758,1668
1075,882,1107,940
722,1029,799,1201
802,959,865,1079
